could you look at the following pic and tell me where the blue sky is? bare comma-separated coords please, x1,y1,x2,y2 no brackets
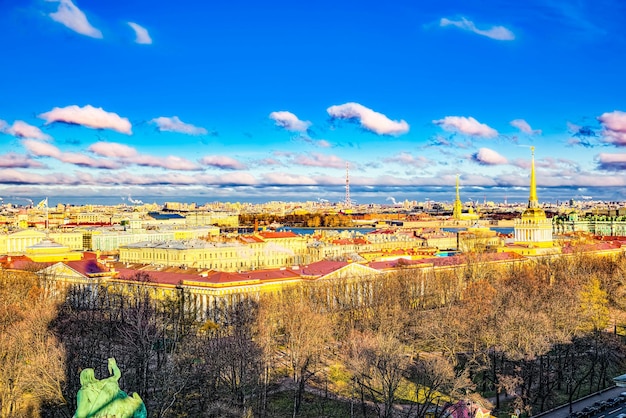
2,0,626,206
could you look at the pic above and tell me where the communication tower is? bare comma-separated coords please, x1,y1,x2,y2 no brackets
345,162,351,208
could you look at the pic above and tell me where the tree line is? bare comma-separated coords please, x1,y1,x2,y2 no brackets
1,251,626,417
239,213,354,228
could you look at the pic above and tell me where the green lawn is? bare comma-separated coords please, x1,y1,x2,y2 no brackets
265,390,379,418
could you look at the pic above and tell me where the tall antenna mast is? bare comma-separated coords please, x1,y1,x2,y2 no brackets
345,162,351,208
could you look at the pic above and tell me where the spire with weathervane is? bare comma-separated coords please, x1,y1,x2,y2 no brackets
452,174,478,222
514,147,554,249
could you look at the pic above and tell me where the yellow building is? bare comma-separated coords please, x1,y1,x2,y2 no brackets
25,239,82,262
184,211,239,227
173,227,219,240
119,239,296,272
51,231,84,250
503,147,560,256
164,202,197,211
0,229,84,254
75,212,112,224
415,230,458,250
119,231,308,272
256,231,307,264
458,223,502,253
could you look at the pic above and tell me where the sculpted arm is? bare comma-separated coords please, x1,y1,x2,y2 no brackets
108,357,121,381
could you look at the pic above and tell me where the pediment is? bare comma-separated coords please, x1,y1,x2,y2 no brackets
320,262,382,280
40,262,86,279
9,229,46,238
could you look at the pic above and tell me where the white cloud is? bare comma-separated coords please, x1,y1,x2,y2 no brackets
327,102,409,136
88,141,201,170
1,120,52,141
151,116,207,135
88,142,137,158
433,116,498,138
48,0,102,39
39,105,132,134
0,153,45,169
472,148,508,165
383,152,431,168
257,157,284,167
211,172,257,185
599,110,626,146
22,139,120,169
597,153,626,170
269,111,311,132
22,139,61,158
130,155,201,171
0,169,73,185
199,155,247,170
261,172,317,186
440,17,514,41
292,153,345,169
293,134,332,148
510,119,541,135
127,22,152,44
58,152,121,169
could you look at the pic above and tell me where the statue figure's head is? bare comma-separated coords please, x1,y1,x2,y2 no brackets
79,368,97,387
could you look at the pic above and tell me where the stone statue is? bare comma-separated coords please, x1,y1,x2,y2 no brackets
73,357,147,418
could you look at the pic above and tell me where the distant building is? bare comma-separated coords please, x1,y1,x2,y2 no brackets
87,226,217,252
25,238,82,263
553,211,626,236
184,211,239,227
0,229,83,254
457,222,501,252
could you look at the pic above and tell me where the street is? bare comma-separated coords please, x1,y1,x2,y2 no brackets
533,387,626,418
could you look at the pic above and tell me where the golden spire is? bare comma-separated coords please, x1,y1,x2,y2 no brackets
529,146,538,208
456,173,460,201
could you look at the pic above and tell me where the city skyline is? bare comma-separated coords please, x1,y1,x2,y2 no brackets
2,1,626,205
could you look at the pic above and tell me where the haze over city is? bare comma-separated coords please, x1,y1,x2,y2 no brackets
2,0,626,206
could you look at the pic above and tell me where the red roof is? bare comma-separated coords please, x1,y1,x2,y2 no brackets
299,260,348,276
239,235,264,243
367,229,396,235
203,271,247,284
369,258,424,270
369,252,525,270
595,236,626,244
331,239,354,245
116,268,192,286
65,259,110,275
238,268,301,282
0,254,48,270
116,267,302,287
330,237,370,245
60,222,112,227
562,242,622,253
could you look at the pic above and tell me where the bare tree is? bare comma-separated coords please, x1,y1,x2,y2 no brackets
259,290,332,417
406,354,477,418
0,272,65,418
346,329,411,418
